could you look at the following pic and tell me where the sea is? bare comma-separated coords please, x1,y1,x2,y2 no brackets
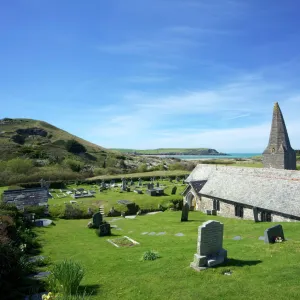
157,153,261,160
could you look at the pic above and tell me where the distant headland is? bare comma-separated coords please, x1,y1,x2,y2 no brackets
110,148,229,156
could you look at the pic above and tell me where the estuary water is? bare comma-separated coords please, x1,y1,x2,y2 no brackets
158,153,261,160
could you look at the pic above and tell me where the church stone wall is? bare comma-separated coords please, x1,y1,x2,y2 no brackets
263,154,285,169
218,201,234,218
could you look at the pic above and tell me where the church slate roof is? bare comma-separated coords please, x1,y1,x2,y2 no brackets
190,180,207,197
187,164,300,217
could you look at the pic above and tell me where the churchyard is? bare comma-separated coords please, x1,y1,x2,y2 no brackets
2,176,300,299
35,211,300,300
46,177,187,217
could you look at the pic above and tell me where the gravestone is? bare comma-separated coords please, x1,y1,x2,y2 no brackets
148,183,154,190
190,220,227,270
98,223,111,236
171,186,177,195
156,182,159,187
138,178,142,187
87,207,93,216
181,202,189,222
146,189,157,196
121,178,127,191
264,224,285,244
93,212,103,228
101,180,106,188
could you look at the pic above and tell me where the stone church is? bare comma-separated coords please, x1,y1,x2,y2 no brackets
183,102,300,222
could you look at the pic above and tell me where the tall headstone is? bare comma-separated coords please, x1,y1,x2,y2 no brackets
190,220,227,270
138,178,142,187
171,186,177,195
121,178,127,191
92,212,103,228
262,102,296,170
181,202,189,222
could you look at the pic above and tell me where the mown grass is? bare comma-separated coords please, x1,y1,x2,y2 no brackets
48,180,186,215
36,212,300,300
87,170,190,181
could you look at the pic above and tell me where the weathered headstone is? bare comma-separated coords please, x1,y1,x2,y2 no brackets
171,186,177,195
264,224,285,244
138,178,142,187
92,212,103,227
190,220,227,270
181,202,189,222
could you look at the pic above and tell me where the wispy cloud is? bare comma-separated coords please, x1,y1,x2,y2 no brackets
97,37,200,56
142,62,178,70
125,75,171,83
224,113,251,120
83,72,300,151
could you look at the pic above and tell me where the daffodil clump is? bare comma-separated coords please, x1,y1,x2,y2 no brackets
42,292,59,300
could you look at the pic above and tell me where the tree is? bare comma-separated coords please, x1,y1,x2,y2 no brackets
65,139,86,154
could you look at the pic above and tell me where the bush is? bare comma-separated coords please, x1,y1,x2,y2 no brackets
47,260,85,295
6,158,34,174
141,250,160,261
64,159,84,173
24,205,45,218
64,204,83,219
66,140,86,154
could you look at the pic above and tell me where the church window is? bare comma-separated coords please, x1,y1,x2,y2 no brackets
213,199,220,211
271,147,275,153
235,205,244,218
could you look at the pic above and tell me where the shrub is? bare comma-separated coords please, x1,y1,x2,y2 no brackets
66,140,86,154
6,158,34,174
64,204,83,219
64,159,84,173
47,260,85,295
24,205,45,218
141,250,160,261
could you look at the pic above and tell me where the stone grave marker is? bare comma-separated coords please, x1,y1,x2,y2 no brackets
171,186,177,195
190,220,227,270
264,224,285,244
93,212,103,228
181,202,189,222
98,223,111,236
156,182,159,187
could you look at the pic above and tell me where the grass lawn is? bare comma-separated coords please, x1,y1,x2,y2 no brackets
87,170,190,181
36,211,300,300
47,180,186,214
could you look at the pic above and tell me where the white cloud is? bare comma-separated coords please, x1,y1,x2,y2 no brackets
81,71,300,151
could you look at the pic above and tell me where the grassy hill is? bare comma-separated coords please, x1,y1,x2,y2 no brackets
0,118,196,186
111,148,226,155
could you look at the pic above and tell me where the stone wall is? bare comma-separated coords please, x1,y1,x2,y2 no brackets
193,194,299,222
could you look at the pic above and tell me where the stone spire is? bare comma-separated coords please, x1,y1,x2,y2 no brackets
262,102,296,170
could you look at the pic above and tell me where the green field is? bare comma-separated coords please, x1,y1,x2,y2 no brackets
36,211,300,300
110,148,218,155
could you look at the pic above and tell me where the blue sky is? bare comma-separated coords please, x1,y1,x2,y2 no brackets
2,0,300,152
